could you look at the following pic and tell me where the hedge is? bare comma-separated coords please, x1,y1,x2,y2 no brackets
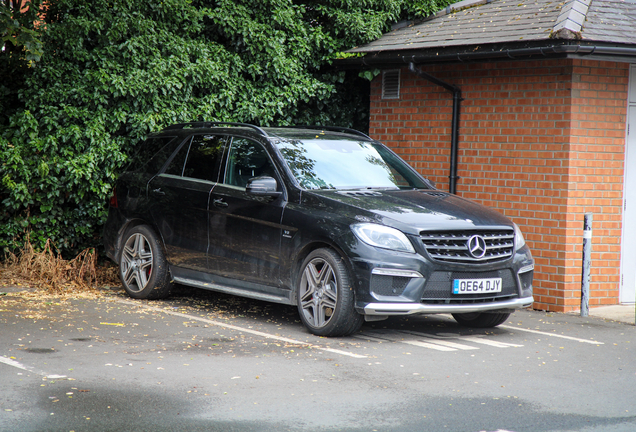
0,0,453,256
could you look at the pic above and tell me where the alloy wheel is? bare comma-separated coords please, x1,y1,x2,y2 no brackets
299,257,338,329
121,233,153,292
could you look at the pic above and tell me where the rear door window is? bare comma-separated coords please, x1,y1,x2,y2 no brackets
164,134,228,183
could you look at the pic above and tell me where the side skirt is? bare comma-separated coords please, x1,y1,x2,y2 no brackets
170,266,294,306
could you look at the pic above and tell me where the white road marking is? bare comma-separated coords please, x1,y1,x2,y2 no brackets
400,331,482,350
0,356,67,379
115,299,367,359
355,332,458,351
416,338,480,350
402,340,457,351
353,334,390,343
499,325,604,345
357,330,523,351
440,314,605,345
455,336,523,348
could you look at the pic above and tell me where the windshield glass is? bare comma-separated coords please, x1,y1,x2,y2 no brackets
276,137,430,190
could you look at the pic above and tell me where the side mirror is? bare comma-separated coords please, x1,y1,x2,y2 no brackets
246,176,282,198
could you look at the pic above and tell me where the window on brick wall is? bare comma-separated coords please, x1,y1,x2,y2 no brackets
382,69,400,99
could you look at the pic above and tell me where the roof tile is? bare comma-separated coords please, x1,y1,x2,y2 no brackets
348,0,636,53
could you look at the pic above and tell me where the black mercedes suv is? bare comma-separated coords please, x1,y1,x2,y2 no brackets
103,123,534,336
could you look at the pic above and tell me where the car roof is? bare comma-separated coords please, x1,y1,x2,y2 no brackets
151,123,372,142
263,127,371,141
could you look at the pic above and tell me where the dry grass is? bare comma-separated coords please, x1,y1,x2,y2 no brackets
1,236,120,295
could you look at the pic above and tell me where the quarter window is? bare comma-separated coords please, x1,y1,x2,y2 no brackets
128,136,178,174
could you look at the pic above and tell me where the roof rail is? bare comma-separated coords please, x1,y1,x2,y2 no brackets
163,122,268,137
279,125,371,140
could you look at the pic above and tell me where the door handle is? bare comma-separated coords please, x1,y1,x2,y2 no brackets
151,188,165,196
213,198,228,208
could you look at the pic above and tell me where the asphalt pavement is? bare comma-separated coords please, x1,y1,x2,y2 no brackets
1,285,635,432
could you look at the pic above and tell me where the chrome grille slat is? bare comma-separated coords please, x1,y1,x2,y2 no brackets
421,229,515,264
427,253,513,262
488,243,514,250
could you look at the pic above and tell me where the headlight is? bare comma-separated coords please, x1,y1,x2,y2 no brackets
351,223,415,253
514,223,526,250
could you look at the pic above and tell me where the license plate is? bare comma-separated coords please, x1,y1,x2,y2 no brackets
453,278,502,294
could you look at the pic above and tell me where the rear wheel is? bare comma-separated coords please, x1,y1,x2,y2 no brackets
119,225,172,299
452,312,511,328
297,248,363,337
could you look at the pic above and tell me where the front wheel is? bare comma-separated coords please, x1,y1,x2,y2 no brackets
452,312,511,328
119,225,172,299
297,248,363,337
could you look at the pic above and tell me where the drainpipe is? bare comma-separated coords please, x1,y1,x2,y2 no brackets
408,63,463,194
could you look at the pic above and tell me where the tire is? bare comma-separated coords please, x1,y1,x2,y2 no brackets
297,248,364,337
452,312,511,328
119,225,172,300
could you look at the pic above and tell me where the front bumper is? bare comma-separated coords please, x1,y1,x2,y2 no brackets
348,238,535,317
363,295,534,316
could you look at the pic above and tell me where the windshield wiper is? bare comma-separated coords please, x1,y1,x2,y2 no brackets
361,186,400,191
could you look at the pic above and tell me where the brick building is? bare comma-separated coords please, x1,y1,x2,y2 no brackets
339,0,636,311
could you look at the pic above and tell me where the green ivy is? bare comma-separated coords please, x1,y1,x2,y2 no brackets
1,0,45,126
0,0,455,257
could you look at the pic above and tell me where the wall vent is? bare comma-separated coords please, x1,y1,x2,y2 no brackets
382,70,400,99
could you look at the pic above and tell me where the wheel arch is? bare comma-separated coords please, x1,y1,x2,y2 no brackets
289,240,357,304
113,218,166,262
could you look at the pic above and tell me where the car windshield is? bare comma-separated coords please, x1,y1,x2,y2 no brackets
275,137,431,190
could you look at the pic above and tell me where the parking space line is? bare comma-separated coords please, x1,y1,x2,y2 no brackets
399,331,482,350
415,338,480,350
456,336,523,348
354,332,459,350
499,325,604,345
357,329,525,351
115,299,367,359
356,330,408,342
436,314,604,345
402,340,458,351
352,334,389,343
358,330,481,351
0,356,67,379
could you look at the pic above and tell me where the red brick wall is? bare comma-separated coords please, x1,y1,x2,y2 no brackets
369,58,629,312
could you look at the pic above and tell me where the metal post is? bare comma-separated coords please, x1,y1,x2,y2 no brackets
581,213,593,317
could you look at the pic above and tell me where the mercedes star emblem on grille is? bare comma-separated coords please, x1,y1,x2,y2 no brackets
467,235,487,258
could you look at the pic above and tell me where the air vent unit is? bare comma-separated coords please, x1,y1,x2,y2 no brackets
382,70,400,99
425,192,448,197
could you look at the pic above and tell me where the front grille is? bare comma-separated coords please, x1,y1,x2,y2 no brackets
421,269,517,304
420,229,514,263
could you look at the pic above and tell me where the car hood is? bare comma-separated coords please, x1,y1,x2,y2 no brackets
305,189,513,235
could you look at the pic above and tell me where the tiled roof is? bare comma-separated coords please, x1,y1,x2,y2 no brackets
583,0,636,43
347,0,636,53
